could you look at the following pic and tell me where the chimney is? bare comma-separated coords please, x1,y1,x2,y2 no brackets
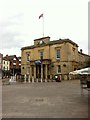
80,49,82,53
14,55,16,57
6,54,8,59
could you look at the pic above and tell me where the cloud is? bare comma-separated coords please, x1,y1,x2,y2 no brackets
0,0,89,56
0,13,24,50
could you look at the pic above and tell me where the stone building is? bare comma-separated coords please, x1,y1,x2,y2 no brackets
21,36,79,80
78,49,90,69
0,53,3,79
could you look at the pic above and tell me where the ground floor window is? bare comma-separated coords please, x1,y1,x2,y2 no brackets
57,65,61,73
26,67,30,74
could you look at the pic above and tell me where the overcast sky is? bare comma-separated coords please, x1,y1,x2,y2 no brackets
0,0,89,56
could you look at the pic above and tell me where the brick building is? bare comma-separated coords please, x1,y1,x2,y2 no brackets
4,55,21,75
21,36,80,80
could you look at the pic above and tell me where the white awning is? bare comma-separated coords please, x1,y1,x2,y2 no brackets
69,67,90,75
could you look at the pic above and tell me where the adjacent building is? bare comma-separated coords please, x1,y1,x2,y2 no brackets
4,55,21,76
78,49,90,69
2,57,10,78
3,58,10,71
21,36,81,80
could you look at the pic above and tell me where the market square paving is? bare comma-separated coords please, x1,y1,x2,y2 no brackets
2,79,89,118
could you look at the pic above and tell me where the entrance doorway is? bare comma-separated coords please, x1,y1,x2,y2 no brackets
36,64,45,79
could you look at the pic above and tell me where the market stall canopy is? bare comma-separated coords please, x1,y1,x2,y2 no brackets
69,67,90,75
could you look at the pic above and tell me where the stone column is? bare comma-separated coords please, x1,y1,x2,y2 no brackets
34,65,36,80
32,76,34,83
28,74,30,83
30,66,32,79
41,64,43,82
45,64,48,82
37,66,39,79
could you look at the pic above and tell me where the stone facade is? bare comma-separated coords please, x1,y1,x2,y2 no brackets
0,53,3,79
21,37,80,80
78,50,90,69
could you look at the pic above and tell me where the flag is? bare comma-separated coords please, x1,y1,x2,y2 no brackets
39,14,43,19
35,60,41,65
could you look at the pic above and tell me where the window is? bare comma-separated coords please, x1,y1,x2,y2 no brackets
56,49,60,59
19,59,21,61
4,67,5,70
27,67,30,74
40,51,43,60
57,65,61,73
26,53,30,61
72,48,75,60
13,58,16,60
13,63,16,65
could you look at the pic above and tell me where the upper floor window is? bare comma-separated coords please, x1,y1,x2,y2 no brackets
26,53,30,61
19,59,21,61
13,63,16,65
13,58,16,60
56,49,60,59
40,51,43,60
72,48,75,60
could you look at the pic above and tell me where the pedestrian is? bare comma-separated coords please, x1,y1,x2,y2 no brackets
58,75,61,82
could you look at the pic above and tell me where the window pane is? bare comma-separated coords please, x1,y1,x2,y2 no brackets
27,53,30,61
58,65,61,73
56,50,60,59
40,52,43,60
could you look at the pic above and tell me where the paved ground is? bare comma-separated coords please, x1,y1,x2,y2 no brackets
2,79,89,118
0,80,2,119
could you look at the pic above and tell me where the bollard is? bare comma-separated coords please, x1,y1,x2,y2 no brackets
41,78,42,83
32,76,34,83
13,76,15,81
36,78,38,83
24,74,26,83
11,76,13,80
15,74,17,81
45,79,47,82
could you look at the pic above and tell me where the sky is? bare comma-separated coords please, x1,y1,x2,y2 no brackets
0,0,89,57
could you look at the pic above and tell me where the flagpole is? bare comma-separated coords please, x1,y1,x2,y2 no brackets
39,13,44,37
43,14,44,37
